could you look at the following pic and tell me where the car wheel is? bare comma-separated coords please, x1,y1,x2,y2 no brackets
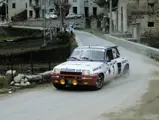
53,83,65,90
123,64,129,77
94,74,104,90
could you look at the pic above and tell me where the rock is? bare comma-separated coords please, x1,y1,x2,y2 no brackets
24,78,28,82
14,74,25,83
26,75,42,81
21,79,25,83
6,70,17,76
8,91,12,94
14,83,20,86
10,81,15,85
20,81,26,86
26,82,30,86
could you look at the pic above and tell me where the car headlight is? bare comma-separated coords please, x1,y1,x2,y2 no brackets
53,68,61,74
82,70,90,75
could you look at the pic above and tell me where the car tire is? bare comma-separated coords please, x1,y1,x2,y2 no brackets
123,64,129,77
94,74,104,90
53,83,65,90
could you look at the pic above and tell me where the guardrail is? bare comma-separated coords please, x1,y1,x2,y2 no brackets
104,34,159,62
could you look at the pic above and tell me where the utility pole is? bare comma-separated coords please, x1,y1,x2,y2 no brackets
59,0,65,30
59,0,63,29
109,0,112,34
5,0,8,23
43,0,46,46
49,0,53,41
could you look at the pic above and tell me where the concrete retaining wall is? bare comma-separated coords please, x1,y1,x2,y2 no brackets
104,34,159,62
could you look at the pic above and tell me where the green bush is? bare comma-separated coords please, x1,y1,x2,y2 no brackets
56,32,73,44
0,76,9,89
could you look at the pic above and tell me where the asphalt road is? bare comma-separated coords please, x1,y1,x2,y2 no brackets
0,31,159,120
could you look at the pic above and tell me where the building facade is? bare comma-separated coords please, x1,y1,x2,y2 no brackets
127,0,159,34
68,0,105,17
112,0,159,36
27,0,56,19
6,0,104,20
8,0,28,20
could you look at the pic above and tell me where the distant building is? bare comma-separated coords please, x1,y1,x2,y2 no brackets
68,0,105,17
6,0,104,21
5,0,56,20
7,0,27,21
27,0,56,19
112,0,159,36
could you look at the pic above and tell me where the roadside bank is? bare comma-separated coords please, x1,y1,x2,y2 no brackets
100,73,159,120
0,31,77,95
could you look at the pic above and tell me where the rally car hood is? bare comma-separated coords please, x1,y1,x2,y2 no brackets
55,61,103,71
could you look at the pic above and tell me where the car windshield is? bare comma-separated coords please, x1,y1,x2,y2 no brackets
69,48,105,61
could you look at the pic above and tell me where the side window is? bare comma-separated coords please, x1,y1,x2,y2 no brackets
106,49,114,62
112,48,120,59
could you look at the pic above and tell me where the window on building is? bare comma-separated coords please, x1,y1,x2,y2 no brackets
50,9,54,12
12,3,16,9
148,3,154,13
29,0,32,6
73,7,77,14
85,7,89,17
148,22,154,27
26,3,27,8
93,7,97,16
29,10,33,17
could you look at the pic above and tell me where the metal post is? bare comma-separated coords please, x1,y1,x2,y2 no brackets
49,0,51,26
43,0,46,46
49,0,53,41
59,0,62,28
59,0,65,30
5,0,8,23
109,0,112,34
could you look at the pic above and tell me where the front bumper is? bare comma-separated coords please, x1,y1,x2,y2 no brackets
51,74,98,86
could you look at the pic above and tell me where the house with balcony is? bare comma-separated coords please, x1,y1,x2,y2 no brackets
68,0,105,17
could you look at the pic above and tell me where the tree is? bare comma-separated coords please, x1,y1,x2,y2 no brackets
54,0,71,17
95,0,107,8
53,0,71,28
95,0,118,10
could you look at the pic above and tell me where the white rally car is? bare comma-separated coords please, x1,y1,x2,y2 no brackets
51,46,129,90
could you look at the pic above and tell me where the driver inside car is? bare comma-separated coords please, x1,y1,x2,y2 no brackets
106,55,109,62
